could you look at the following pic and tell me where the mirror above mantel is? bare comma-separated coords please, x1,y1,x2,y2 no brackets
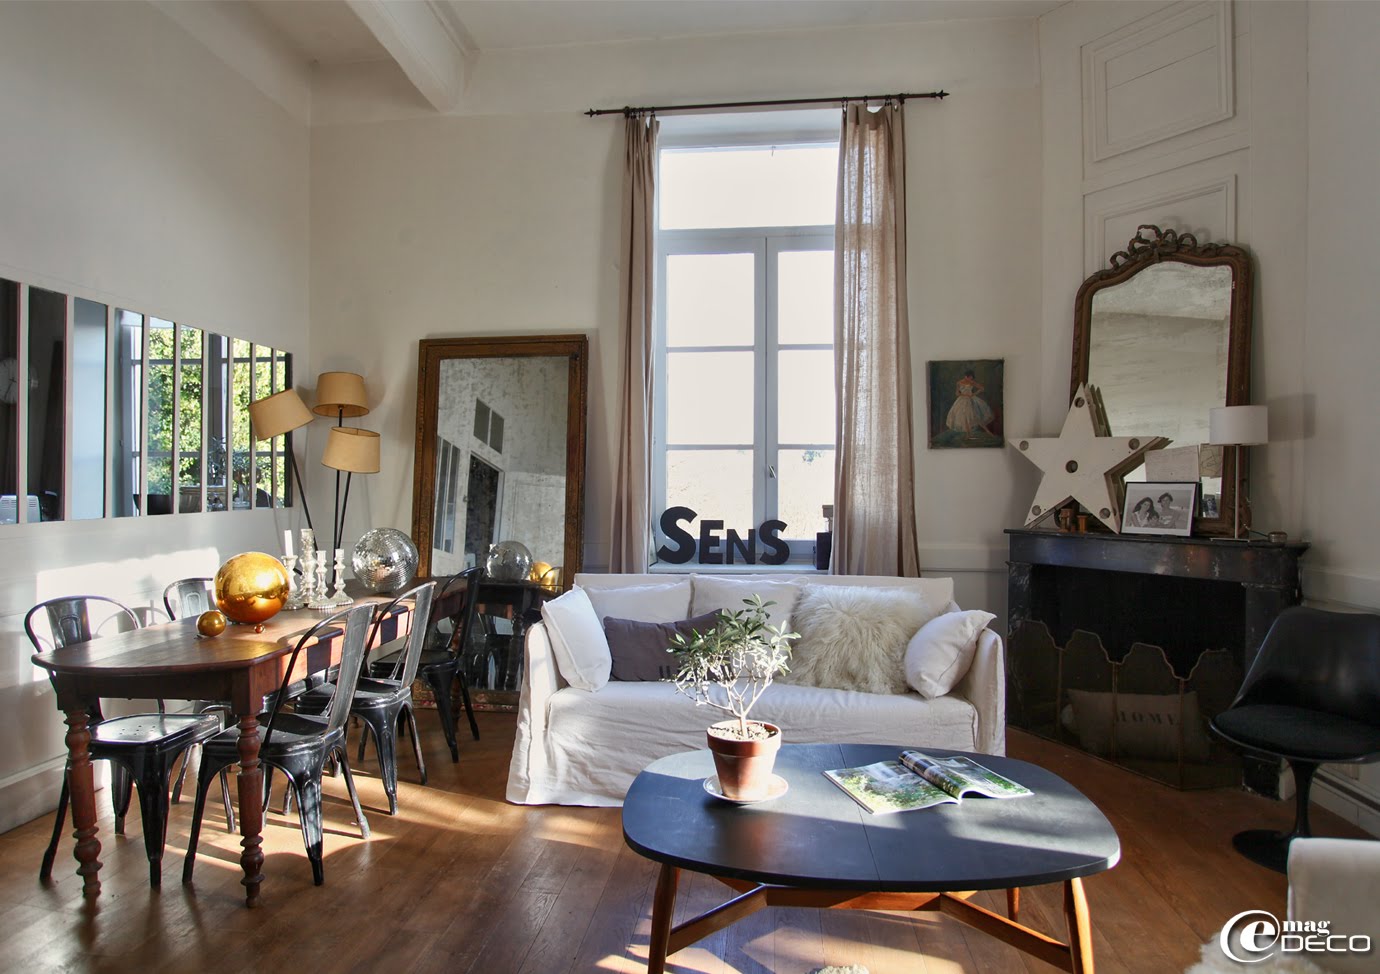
1072,226,1253,536
411,335,588,583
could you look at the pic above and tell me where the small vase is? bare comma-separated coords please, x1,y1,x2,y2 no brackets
707,720,782,801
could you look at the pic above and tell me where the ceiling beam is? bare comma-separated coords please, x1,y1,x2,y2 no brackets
345,0,470,112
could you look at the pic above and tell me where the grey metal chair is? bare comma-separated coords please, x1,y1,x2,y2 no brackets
162,577,215,620
25,595,232,886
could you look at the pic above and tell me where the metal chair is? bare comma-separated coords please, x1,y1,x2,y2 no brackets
1211,606,1380,872
369,568,483,762
163,577,216,620
25,596,232,887
183,602,375,887
298,582,437,815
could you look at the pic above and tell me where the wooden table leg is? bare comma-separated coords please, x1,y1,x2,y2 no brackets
1063,877,1095,974
1007,887,1020,920
647,864,681,974
63,707,102,900
235,714,266,908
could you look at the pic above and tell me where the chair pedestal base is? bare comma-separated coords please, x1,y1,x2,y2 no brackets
1232,829,1295,874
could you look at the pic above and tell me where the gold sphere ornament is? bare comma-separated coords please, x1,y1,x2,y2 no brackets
214,552,290,625
196,610,227,637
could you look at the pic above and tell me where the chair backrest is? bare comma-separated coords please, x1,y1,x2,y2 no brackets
24,596,139,653
370,581,437,687
1235,606,1380,725
262,603,374,749
163,577,215,620
435,567,482,661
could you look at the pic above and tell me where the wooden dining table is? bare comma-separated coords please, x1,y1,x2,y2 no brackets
30,594,410,908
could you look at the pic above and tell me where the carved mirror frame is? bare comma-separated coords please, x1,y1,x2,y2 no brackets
410,334,588,581
1071,226,1253,537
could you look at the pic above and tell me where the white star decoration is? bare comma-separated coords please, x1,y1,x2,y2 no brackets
1010,384,1170,532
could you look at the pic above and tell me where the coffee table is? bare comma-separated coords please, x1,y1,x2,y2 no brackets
622,743,1120,974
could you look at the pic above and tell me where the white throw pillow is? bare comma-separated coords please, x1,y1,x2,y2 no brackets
781,584,944,695
540,588,611,691
904,609,996,699
583,580,691,624
689,575,802,632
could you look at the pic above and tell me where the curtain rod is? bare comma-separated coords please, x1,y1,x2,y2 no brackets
584,91,948,117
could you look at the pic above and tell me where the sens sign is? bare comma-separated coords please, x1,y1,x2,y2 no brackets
656,507,790,566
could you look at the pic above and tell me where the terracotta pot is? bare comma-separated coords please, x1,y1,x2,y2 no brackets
707,720,782,801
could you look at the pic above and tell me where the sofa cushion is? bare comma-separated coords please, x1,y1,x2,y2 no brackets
904,609,996,699
689,575,801,632
540,588,611,691
604,611,721,682
583,580,691,624
781,584,945,695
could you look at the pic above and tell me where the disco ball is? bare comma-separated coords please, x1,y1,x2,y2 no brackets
351,528,420,594
485,540,533,582
214,552,290,625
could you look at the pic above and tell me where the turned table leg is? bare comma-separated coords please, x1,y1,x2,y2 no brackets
647,864,681,974
1063,877,1095,974
64,707,102,900
236,714,265,908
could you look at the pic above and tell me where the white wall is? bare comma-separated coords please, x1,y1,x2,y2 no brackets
0,1,310,832
309,16,1044,619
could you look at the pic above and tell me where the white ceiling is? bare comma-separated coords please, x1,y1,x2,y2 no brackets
246,0,1062,65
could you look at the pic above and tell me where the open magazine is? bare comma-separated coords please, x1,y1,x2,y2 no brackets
824,750,1032,815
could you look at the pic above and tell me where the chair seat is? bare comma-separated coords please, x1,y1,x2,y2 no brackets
90,713,221,751
368,646,453,676
1213,704,1380,762
297,677,410,713
202,712,342,758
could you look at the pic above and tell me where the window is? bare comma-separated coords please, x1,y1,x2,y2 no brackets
654,126,838,562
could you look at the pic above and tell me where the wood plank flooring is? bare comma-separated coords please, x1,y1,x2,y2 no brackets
0,714,1368,973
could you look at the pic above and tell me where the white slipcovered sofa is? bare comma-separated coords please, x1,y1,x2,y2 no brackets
506,573,1006,806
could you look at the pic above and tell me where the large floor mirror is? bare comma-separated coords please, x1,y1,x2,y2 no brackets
1071,226,1253,536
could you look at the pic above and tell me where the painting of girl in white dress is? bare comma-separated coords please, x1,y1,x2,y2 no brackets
928,359,1004,449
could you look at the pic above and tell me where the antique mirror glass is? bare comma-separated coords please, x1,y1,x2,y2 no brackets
411,335,587,582
1072,227,1252,535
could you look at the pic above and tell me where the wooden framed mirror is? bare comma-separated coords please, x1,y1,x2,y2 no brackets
411,335,588,583
1071,226,1252,536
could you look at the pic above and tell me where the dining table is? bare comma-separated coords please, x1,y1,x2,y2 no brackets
30,592,411,908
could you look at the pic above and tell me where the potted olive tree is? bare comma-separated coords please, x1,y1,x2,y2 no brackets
667,596,796,801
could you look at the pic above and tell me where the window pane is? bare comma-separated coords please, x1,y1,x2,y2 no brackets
253,345,274,508
666,449,753,531
205,334,230,512
665,253,755,347
660,145,838,230
777,349,835,445
27,288,66,521
777,448,834,540
231,339,252,509
147,318,174,514
0,280,17,517
274,351,290,508
71,299,108,520
778,249,834,345
113,310,142,517
666,351,753,445
178,326,203,513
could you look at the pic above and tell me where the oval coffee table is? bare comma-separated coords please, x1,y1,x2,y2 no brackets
623,743,1120,974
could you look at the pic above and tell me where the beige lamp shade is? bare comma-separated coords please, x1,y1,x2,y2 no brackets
322,426,380,473
313,371,370,418
1208,405,1269,446
248,388,313,441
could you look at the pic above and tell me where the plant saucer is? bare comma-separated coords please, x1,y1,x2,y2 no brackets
703,774,789,804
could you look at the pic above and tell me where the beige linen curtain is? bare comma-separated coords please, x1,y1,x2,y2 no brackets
832,102,921,576
608,112,658,572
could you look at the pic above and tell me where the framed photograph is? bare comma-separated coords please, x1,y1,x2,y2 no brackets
1121,482,1198,536
928,359,1004,449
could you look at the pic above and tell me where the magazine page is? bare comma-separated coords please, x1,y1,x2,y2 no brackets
823,761,958,815
900,751,1032,800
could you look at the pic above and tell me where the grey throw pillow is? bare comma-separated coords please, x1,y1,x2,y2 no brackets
604,611,722,682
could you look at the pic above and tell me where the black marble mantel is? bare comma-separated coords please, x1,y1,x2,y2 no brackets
1006,528,1308,676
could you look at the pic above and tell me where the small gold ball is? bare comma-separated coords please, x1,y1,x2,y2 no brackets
196,610,227,637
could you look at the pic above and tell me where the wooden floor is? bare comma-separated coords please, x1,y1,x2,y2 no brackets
0,715,1368,974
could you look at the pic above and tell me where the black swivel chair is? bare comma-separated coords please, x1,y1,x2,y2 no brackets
183,602,375,887
369,568,483,762
1211,606,1380,872
298,581,437,815
25,596,232,886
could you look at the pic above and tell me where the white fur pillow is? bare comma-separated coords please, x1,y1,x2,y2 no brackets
780,585,944,695
904,609,995,699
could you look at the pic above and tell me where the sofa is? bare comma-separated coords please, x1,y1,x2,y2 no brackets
505,572,1006,806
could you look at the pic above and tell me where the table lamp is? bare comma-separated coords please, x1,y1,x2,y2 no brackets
1208,405,1268,540
247,388,315,530
322,426,380,555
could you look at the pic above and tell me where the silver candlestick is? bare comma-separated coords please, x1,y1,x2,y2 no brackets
283,555,306,610
328,548,352,606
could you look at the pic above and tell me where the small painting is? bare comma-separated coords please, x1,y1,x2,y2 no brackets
1121,481,1198,536
928,359,1004,449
